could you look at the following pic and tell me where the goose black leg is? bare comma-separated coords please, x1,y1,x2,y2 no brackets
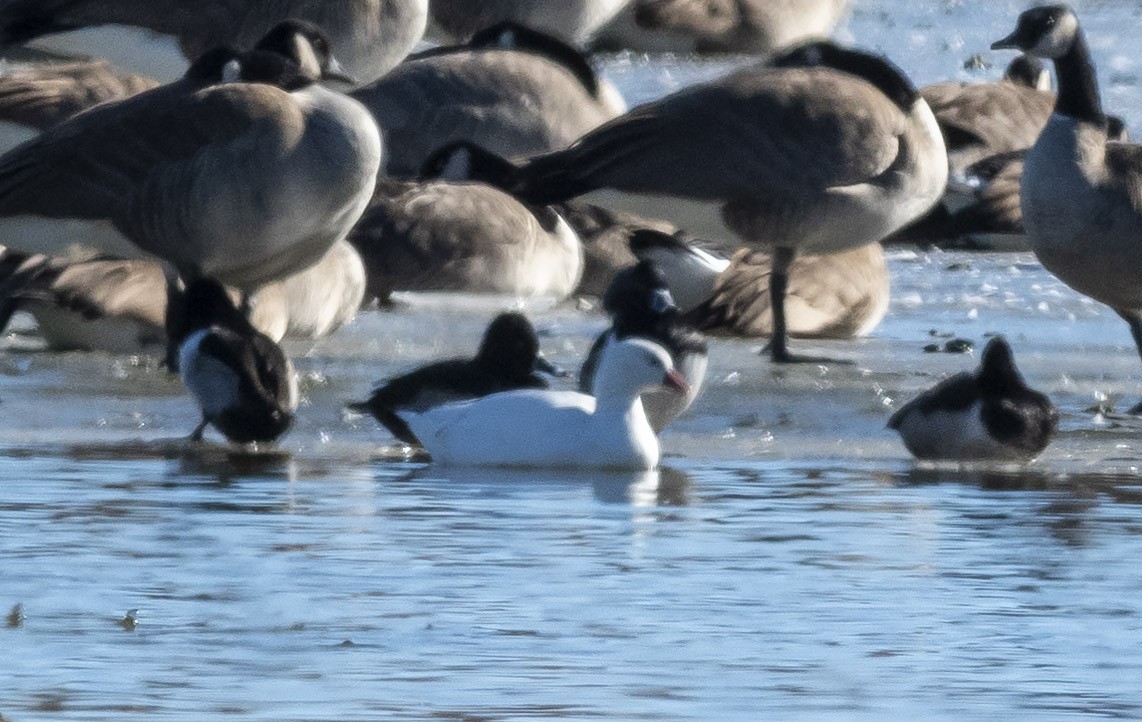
189,418,209,442
766,246,851,365
1119,311,1142,414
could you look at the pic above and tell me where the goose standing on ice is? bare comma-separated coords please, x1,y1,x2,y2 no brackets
350,313,560,446
399,337,687,470
889,337,1058,461
993,5,1142,412
0,0,428,85
0,21,382,292
437,40,946,363
169,278,298,444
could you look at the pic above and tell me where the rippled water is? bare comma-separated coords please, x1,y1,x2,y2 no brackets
6,1,1142,719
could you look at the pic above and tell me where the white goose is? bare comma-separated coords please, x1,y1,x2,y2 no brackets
399,337,688,470
993,5,1142,412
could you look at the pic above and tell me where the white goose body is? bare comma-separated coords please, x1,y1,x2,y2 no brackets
401,338,685,470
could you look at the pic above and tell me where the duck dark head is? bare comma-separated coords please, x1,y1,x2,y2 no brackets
977,336,1026,396
476,312,542,381
769,40,919,111
603,259,676,320
249,19,357,90
992,5,1080,60
1003,55,1051,91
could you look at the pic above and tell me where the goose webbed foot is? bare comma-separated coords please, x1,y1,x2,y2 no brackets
764,341,853,366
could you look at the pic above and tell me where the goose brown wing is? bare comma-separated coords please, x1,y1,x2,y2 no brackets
0,60,159,130
0,81,300,224
521,65,906,203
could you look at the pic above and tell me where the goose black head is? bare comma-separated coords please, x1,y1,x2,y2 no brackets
418,141,521,188
248,19,357,90
1003,55,1051,91
769,40,919,111
185,45,243,83
992,5,1080,60
475,312,544,381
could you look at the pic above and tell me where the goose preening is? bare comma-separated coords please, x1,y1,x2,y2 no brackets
349,312,557,446
579,260,707,433
0,0,428,86
993,5,1142,412
348,178,582,303
0,21,382,291
399,337,687,470
169,278,298,444
889,337,1058,461
630,230,890,340
439,40,945,363
0,58,158,152
429,0,631,45
352,23,624,178
595,0,849,55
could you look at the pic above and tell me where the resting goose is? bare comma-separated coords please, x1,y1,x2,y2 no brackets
889,337,1058,461
579,260,708,433
436,40,945,362
169,278,298,444
602,0,850,55
399,337,687,470
429,0,631,45
349,162,582,303
0,0,428,86
0,21,382,291
630,230,889,339
349,312,557,446
993,5,1142,411
352,23,624,178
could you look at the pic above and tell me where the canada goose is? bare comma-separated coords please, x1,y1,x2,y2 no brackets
579,260,707,433
629,229,889,339
0,58,158,152
600,0,849,54
170,277,297,443
352,23,624,178
429,0,631,45
349,312,556,446
399,337,687,470
993,6,1142,411
922,55,1055,180
0,237,365,352
0,0,428,86
436,40,946,362
348,175,582,303
0,21,382,291
889,337,1058,461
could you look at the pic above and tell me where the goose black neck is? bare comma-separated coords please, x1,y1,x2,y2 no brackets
1053,31,1105,125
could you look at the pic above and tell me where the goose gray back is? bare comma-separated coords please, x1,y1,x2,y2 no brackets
0,21,382,291
353,24,623,178
1,0,428,86
430,0,631,45
606,0,849,54
444,40,945,362
994,5,1142,412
